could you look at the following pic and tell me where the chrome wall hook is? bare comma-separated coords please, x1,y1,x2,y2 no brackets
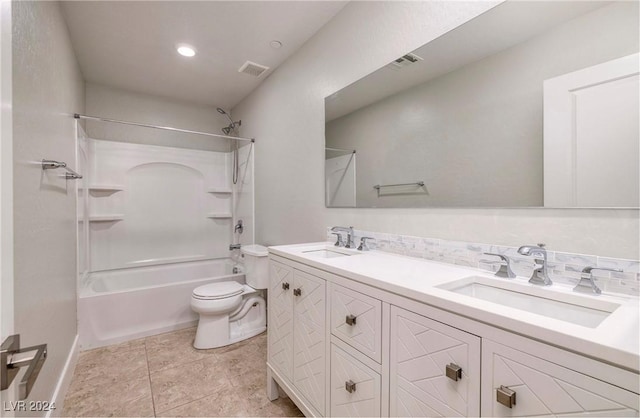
41,159,83,179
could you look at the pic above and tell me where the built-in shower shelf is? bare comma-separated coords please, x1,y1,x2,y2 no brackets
207,188,233,194
206,213,232,219
86,215,124,222
84,184,125,192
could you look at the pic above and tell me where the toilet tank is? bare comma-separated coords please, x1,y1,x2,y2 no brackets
241,245,269,289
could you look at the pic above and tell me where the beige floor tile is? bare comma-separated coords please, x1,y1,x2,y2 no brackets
65,328,302,417
235,384,304,417
150,355,232,413
217,344,266,379
63,375,154,417
156,386,248,417
145,327,217,373
69,345,148,391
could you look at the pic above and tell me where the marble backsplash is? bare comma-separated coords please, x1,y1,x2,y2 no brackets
326,228,640,296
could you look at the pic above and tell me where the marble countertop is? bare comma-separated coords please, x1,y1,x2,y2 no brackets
269,242,640,372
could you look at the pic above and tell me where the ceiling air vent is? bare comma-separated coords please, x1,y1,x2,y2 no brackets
387,52,423,71
238,61,270,77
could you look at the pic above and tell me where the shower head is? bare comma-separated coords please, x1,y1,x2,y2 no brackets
216,107,235,125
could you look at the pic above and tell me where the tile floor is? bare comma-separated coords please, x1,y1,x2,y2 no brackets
63,328,303,417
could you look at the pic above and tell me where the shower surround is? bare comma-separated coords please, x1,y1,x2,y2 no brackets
78,137,254,349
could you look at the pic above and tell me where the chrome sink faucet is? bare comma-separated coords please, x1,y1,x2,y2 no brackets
331,226,354,248
517,243,552,286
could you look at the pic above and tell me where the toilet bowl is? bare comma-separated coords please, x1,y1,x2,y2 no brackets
191,244,269,349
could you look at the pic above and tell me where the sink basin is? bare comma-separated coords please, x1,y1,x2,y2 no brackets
438,276,621,328
302,249,352,259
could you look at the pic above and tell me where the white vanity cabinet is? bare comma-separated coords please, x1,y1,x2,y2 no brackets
267,251,640,418
267,259,326,416
482,340,640,417
330,283,383,363
389,306,481,417
330,343,382,417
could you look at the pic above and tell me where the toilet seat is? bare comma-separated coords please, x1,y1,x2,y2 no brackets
193,281,244,300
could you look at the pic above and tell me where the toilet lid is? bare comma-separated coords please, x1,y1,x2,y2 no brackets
193,281,244,299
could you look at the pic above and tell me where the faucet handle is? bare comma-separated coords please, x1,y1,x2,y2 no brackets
574,266,623,295
357,237,375,251
331,232,344,247
483,253,516,279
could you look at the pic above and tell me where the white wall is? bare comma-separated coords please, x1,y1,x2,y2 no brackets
85,83,232,152
326,2,638,208
233,1,639,259
12,0,84,404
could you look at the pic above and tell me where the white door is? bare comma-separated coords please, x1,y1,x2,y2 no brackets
325,152,356,207
0,0,18,408
544,53,639,207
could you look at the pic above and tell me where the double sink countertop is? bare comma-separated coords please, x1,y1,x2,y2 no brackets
269,242,640,373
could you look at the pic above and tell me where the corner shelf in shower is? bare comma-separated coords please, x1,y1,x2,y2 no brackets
207,188,233,194
80,215,125,222
82,184,125,193
206,213,232,219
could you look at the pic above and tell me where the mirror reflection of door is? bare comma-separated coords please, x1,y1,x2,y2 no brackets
325,149,356,207
544,53,639,207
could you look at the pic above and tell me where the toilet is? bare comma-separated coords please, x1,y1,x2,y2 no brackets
191,244,269,349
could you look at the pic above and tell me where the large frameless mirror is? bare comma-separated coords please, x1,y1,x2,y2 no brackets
324,1,639,208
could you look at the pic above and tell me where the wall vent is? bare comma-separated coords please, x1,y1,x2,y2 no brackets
387,52,424,70
238,61,270,77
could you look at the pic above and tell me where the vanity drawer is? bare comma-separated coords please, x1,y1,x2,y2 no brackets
330,344,382,417
390,306,481,417
330,283,383,363
482,340,640,417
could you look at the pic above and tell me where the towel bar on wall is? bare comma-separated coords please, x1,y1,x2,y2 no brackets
41,159,83,179
373,181,424,196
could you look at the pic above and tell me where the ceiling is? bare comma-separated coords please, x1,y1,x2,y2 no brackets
61,1,347,109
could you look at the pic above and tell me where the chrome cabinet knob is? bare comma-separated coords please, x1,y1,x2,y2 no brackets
345,314,357,326
497,385,516,408
282,282,289,290
345,380,356,393
445,363,462,381
293,288,302,296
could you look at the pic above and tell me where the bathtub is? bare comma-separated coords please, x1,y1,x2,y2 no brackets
78,258,244,350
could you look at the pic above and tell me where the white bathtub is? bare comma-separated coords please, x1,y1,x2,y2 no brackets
78,258,244,350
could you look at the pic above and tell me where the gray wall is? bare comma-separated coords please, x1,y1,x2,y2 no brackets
325,2,638,208
233,1,639,259
12,0,85,405
85,83,233,152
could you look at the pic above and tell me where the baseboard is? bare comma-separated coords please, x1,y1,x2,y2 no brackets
46,334,79,418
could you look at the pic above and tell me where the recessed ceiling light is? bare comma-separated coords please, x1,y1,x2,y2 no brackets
270,40,282,49
177,45,196,57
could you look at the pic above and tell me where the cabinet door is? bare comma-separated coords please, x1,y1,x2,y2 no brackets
390,306,481,417
331,344,381,417
268,260,294,381
331,284,383,363
293,269,326,415
482,339,640,417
